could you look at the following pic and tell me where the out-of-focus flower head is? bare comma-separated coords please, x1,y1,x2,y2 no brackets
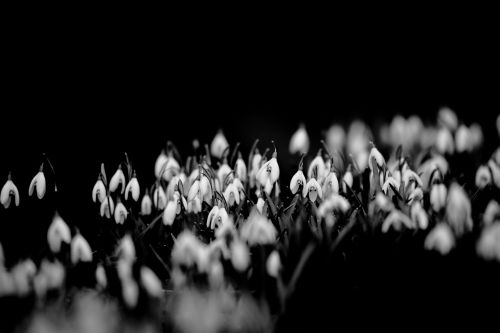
307,150,327,182
483,200,500,226
430,183,447,213
435,126,455,155
211,130,229,160
445,183,473,237
71,233,93,264
425,223,455,255
117,234,136,263
140,266,163,298
438,106,458,131
317,193,350,227
231,240,250,272
266,250,281,278
289,123,310,155
47,214,71,253
476,223,500,261
347,120,371,171
411,202,428,230
234,152,247,181
475,165,492,189
240,209,277,246
381,210,416,233
325,124,346,153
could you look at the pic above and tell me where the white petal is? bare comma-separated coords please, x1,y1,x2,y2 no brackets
70,234,93,264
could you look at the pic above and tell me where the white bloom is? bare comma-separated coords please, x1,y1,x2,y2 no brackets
256,157,280,195
153,187,167,210
381,210,416,233
470,123,483,150
140,266,163,297
455,125,474,153
122,278,139,308
171,231,203,268
125,176,140,201
39,259,65,290
368,146,385,172
417,155,449,190
425,223,455,255
407,187,424,205
154,151,168,179
342,169,353,192
256,197,266,215
231,240,250,272
445,183,473,237
477,223,500,261
266,250,281,278
187,196,202,213
1,179,20,209
382,176,399,195
289,124,310,154
234,156,247,181
207,206,229,230
92,178,106,203
163,200,177,226
114,201,127,224
224,182,240,207
289,170,306,195
475,165,492,189
47,214,71,253
411,202,428,230
438,107,458,131
11,259,36,296
483,200,500,226
240,210,277,246
141,193,152,215
326,124,346,152
317,194,350,226
0,270,15,297
488,159,500,188
430,183,447,212
29,171,46,199
95,264,107,288
322,172,339,198
70,234,93,264
435,127,455,155
210,130,229,159
307,154,327,181
109,167,126,194
303,178,322,203
117,234,136,263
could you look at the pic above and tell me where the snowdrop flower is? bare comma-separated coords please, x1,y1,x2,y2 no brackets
325,124,346,152
1,175,20,209
435,127,455,155
109,166,126,194
28,167,46,199
455,125,474,153
249,150,263,189
114,200,127,224
92,176,106,203
11,259,36,296
70,234,93,264
488,159,500,188
483,200,500,226
368,144,385,172
240,210,277,246
382,176,399,195
411,202,428,230
317,194,350,227
475,165,492,189
445,183,473,237
438,107,458,131
159,155,181,182
171,231,203,268
0,270,15,297
95,264,107,289
290,169,306,195
342,167,354,193
47,214,71,253
381,210,416,233
234,153,247,181
424,223,455,255
289,124,310,154
256,196,266,215
166,175,186,200
224,182,240,207
211,130,229,159
124,173,140,201
154,150,168,179
207,206,229,230
141,193,152,215
407,187,423,205
430,183,447,213
477,223,500,261
100,195,115,219
187,196,202,213
140,266,163,297
402,169,423,189
266,250,281,278
117,234,136,263
307,153,327,181
39,259,65,291
469,123,483,149
256,149,280,195
231,240,250,272
122,278,139,308
153,186,167,210
418,155,449,190
368,192,394,217
163,200,178,226
322,171,339,198
303,178,322,203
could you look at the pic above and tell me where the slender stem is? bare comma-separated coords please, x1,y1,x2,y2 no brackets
43,153,58,192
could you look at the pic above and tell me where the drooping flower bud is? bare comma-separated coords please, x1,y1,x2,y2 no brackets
256,154,280,195
445,183,473,237
92,177,106,203
70,234,93,264
141,193,152,215
438,107,458,131
114,201,128,224
125,174,140,201
290,170,306,195
210,130,229,159
266,250,281,278
47,214,71,253
1,175,20,209
28,168,46,199
430,183,447,213
424,223,455,255
475,165,492,189
435,127,455,155
289,124,310,155
109,166,126,194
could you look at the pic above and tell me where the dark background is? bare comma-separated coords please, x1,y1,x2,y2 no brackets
1,17,499,262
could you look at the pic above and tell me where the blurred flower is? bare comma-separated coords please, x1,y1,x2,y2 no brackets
256,196,266,215
207,206,229,230
411,202,428,230
438,107,458,131
122,278,139,308
124,174,140,201
289,124,310,154
187,196,202,213
424,223,455,255
231,240,250,272
240,210,277,246
290,169,306,195
381,210,415,233
477,223,500,261
455,124,476,153
325,124,346,152
266,250,281,278
322,171,339,198
430,183,447,213
475,165,492,189
163,200,178,226
114,201,127,224
402,169,423,189
303,178,322,203
153,186,167,210
407,187,424,205
1,176,20,209
470,123,483,149
445,183,473,237
234,154,247,181
317,194,350,227
488,159,500,188
117,234,135,263
307,153,327,181
483,200,500,226
47,214,71,253
71,233,93,264
435,127,455,155
28,169,46,199
92,177,106,203
211,130,230,159
172,231,203,268
109,166,126,194
154,150,168,179
11,259,36,296
141,193,152,215
95,264,107,289
382,176,399,195
342,167,353,193
418,155,449,190
141,266,163,298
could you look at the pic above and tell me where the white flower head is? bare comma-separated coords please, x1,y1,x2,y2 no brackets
141,193,152,215
307,154,327,181
411,202,428,230
382,176,399,195
477,223,500,261
187,196,202,213
1,176,20,209
266,250,281,278
483,200,500,226
223,182,240,207
425,223,455,255
445,183,473,237
430,183,447,213
29,169,46,199
117,234,136,263
207,206,229,230
368,145,386,172
303,178,322,203
154,151,168,179
438,107,458,131
256,154,280,195
162,157,180,182
381,210,416,233
475,165,492,189
171,230,203,268
122,278,139,308
234,154,247,181
125,175,140,201
326,124,346,152
70,234,93,264
109,166,126,194
290,170,306,195
436,127,455,155
342,168,354,193
256,196,266,215
317,194,350,227
469,123,483,150
140,266,163,298
488,159,500,188
114,201,127,224
240,209,277,246
231,240,250,272
153,186,167,210
210,130,229,159
163,200,177,226
289,124,310,155
47,214,71,253
92,177,106,203
455,125,474,153
95,264,107,289
322,172,339,198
